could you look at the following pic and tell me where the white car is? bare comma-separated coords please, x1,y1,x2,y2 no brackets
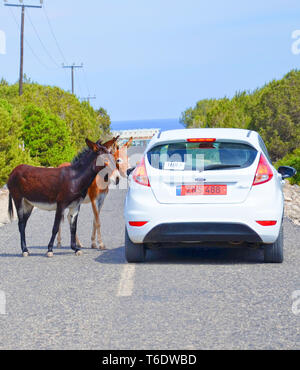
124,128,296,263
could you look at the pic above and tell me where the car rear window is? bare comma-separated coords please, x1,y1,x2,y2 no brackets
147,141,258,171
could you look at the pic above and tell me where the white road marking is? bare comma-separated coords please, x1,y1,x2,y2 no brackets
117,264,136,297
0,290,6,315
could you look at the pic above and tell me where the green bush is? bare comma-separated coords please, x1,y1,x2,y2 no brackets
181,70,300,164
0,82,111,152
276,148,300,185
22,104,76,167
0,80,112,186
0,99,36,185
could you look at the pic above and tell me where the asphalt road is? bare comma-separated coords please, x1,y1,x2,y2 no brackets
0,147,299,350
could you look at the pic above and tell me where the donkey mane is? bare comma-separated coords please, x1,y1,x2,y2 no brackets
71,147,93,167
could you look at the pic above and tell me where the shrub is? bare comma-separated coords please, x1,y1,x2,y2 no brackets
276,148,300,185
0,99,36,185
22,104,76,167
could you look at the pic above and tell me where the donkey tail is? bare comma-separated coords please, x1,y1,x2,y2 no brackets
8,193,14,221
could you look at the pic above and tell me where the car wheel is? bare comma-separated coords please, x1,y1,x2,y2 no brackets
125,228,146,263
263,224,283,263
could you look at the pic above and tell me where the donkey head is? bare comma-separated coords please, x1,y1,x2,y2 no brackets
85,138,111,173
113,137,133,178
92,136,121,186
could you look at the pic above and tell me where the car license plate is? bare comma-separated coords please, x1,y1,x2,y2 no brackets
177,185,227,196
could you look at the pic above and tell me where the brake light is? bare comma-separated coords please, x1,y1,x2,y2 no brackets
256,221,277,226
132,157,150,187
253,154,273,186
129,221,148,227
187,138,216,143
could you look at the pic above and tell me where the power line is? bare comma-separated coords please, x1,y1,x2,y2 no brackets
76,67,83,98
43,4,68,65
4,2,61,94
26,10,60,68
82,67,90,96
5,1,94,100
8,6,54,71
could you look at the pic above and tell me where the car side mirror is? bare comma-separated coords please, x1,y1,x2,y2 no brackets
278,166,297,179
127,167,136,177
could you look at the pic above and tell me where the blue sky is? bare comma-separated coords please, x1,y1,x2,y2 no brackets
0,0,300,121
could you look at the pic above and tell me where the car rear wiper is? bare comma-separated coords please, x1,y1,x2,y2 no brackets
202,164,242,171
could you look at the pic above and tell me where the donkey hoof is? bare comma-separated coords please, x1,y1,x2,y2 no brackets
47,252,54,258
75,250,83,256
23,252,29,258
99,244,107,250
91,244,98,249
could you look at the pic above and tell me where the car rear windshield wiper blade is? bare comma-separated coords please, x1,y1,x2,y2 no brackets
202,164,242,171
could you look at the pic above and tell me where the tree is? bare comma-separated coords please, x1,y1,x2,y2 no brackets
276,148,300,185
22,104,76,167
0,83,111,152
0,79,112,185
248,71,300,161
0,99,35,185
181,70,300,163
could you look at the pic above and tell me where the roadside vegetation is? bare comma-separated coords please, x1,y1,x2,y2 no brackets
0,78,111,186
181,70,300,184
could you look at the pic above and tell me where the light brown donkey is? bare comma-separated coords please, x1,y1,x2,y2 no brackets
57,137,133,250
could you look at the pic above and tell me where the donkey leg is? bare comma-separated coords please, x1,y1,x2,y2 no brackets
96,217,106,251
57,224,62,248
21,201,34,256
47,206,64,258
75,234,84,249
96,196,107,250
57,213,65,248
90,200,99,249
15,198,33,257
91,219,98,249
68,206,82,256
91,199,106,250
67,211,83,249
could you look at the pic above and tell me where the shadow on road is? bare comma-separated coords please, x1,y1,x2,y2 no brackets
0,245,82,258
95,245,264,265
95,246,125,264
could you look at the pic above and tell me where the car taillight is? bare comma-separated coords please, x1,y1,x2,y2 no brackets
253,154,273,186
187,138,216,143
132,157,150,187
129,221,148,227
256,221,277,226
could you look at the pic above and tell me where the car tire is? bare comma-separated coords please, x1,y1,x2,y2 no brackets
263,224,284,263
125,228,146,263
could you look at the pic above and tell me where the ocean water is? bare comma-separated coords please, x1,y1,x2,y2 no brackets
111,118,185,132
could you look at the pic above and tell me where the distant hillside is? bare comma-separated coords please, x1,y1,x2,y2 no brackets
0,79,111,186
181,70,300,184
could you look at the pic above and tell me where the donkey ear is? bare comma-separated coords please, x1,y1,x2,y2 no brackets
86,138,99,152
103,136,120,149
124,137,133,148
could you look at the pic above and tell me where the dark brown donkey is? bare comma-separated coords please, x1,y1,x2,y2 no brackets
7,139,110,258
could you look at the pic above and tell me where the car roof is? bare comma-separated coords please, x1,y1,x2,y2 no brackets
148,128,260,150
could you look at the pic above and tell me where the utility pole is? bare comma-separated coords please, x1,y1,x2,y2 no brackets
81,95,96,104
4,1,43,96
63,63,83,95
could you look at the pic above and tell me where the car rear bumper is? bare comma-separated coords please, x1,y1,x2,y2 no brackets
124,181,284,245
143,222,263,243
